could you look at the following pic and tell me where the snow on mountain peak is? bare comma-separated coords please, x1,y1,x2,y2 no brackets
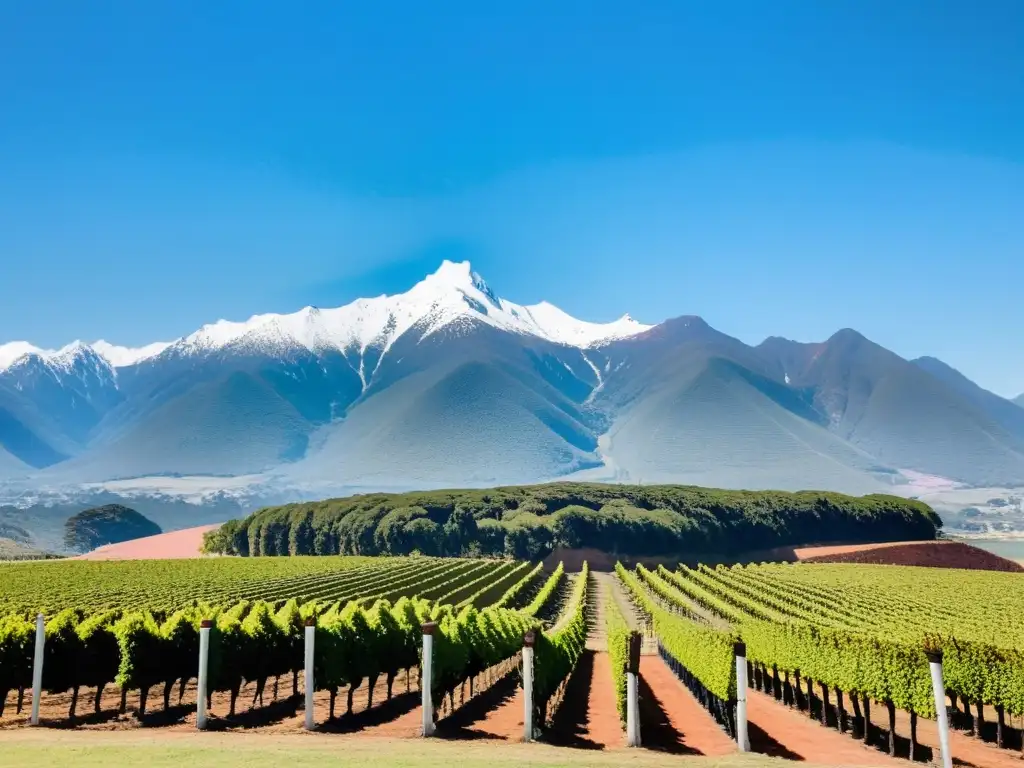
3,261,653,373
0,340,107,382
92,340,172,367
405,260,498,308
516,301,652,346
0,341,45,371
49,341,96,369
0,339,170,373
419,259,475,288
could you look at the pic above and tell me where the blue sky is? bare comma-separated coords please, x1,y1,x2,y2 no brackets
1,1,1022,396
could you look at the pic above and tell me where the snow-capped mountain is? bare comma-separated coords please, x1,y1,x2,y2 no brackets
2,260,645,383
162,260,648,360
0,341,123,460
3,259,1024,507
0,261,651,482
0,339,170,374
91,340,173,367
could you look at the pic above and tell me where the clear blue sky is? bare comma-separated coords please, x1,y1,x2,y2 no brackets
1,1,1022,396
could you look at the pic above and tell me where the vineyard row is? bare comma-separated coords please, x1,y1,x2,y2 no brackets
0,560,576,726
617,560,1024,758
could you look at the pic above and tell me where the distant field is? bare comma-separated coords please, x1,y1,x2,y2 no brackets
0,555,527,614
71,524,220,560
794,539,1023,571
0,536,58,561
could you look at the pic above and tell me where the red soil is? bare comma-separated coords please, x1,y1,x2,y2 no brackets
72,524,221,561
0,667,421,734
796,540,1023,572
421,652,625,748
793,540,936,558
746,689,901,766
547,540,1020,573
545,651,624,750
750,684,1024,767
17,654,1018,768
874,697,1024,768
434,677,525,741
579,652,625,749
359,658,523,741
638,656,736,756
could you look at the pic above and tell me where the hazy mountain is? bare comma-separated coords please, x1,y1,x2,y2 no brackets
0,343,122,448
289,322,605,487
0,485,290,552
753,334,1024,486
0,444,31,479
912,357,1024,439
2,260,1023,498
1015,393,1024,407
580,319,887,494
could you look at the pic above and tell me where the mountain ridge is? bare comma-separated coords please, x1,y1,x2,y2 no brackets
0,260,649,378
2,260,1023,493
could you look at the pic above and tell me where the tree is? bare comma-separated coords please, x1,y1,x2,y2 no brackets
404,518,442,556
63,505,161,553
289,513,315,555
443,507,478,556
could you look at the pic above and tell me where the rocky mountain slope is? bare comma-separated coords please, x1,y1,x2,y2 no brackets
2,260,1023,494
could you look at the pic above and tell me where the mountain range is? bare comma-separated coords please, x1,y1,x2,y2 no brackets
2,260,1024,498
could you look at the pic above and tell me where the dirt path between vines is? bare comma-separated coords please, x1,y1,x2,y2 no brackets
430,651,624,748
435,674,524,741
868,699,1024,768
746,690,898,766
544,650,623,750
639,656,736,757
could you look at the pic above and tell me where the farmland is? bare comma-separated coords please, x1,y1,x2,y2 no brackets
0,556,532,615
1,554,1022,768
620,561,1024,762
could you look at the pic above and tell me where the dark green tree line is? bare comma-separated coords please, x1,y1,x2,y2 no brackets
203,482,941,559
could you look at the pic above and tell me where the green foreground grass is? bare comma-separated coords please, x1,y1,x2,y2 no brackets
1,731,825,768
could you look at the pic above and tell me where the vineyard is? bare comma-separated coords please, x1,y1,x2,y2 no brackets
0,555,581,726
2,554,1023,768
618,560,1024,762
0,556,543,614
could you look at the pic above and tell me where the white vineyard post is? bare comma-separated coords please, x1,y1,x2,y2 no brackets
522,630,536,742
626,631,642,747
196,619,212,730
195,618,211,729
30,613,44,726
304,617,316,730
421,622,437,736
927,649,953,768
734,641,749,752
